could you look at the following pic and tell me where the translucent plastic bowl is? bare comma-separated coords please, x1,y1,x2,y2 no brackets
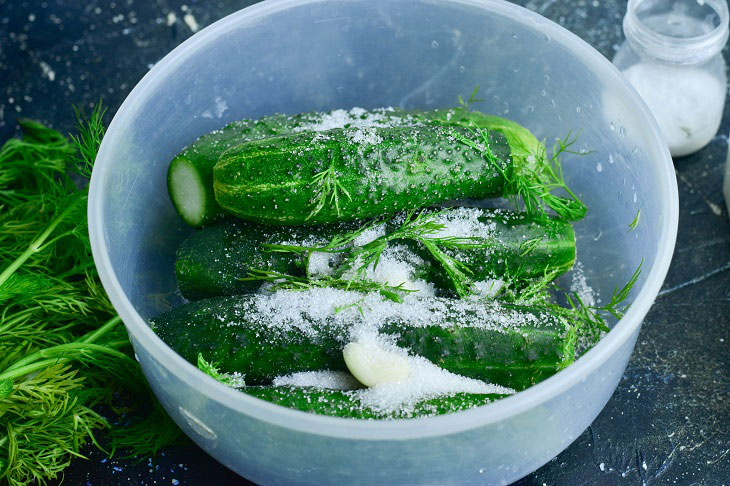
88,1,678,484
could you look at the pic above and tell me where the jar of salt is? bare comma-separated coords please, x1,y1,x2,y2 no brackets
613,0,729,158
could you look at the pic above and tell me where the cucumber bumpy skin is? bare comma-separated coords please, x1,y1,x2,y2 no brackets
174,209,575,301
244,385,508,419
149,293,575,391
168,107,542,227
213,126,512,225
173,218,360,301
167,113,302,228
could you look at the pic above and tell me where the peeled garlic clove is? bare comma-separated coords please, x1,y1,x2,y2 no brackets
342,340,411,387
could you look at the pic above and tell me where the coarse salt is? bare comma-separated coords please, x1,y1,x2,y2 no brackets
622,63,725,157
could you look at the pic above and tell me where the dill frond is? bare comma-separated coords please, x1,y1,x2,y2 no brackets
197,354,246,389
454,128,587,222
243,268,414,303
457,85,484,110
0,105,184,484
306,160,352,220
69,102,106,179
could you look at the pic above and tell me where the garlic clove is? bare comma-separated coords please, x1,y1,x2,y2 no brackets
342,340,411,387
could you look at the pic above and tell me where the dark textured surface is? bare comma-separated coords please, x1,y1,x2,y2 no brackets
1,0,729,484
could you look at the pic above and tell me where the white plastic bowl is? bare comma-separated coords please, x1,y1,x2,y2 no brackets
88,1,678,484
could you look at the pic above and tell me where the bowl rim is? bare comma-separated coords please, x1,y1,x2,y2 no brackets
88,0,679,440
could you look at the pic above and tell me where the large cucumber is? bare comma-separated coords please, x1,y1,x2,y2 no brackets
168,107,542,227
175,208,575,301
213,125,512,225
174,218,358,301
244,385,507,419
149,292,575,391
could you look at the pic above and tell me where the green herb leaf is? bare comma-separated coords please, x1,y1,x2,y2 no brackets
0,379,12,399
453,128,587,221
628,209,641,232
197,353,246,389
0,105,184,484
242,268,414,303
306,160,352,219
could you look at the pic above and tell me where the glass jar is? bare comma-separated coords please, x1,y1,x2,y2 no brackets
613,0,729,158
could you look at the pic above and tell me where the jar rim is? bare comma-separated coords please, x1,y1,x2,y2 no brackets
624,0,729,64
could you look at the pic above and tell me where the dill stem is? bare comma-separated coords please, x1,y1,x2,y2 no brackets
0,196,82,288
0,316,122,379
0,342,131,382
79,315,122,345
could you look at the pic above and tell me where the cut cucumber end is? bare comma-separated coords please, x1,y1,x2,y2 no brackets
168,156,208,228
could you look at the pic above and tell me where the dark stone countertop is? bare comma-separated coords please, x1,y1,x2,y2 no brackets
1,0,728,484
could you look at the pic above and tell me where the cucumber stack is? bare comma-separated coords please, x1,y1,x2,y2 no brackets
155,104,603,420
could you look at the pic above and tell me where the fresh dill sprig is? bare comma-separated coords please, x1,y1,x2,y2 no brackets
0,119,76,209
198,353,246,389
69,103,106,178
196,354,246,389
306,160,352,220
341,209,497,298
264,209,501,299
454,128,587,221
0,106,184,485
0,365,109,486
243,268,415,303
515,262,642,353
263,219,379,256
594,260,642,319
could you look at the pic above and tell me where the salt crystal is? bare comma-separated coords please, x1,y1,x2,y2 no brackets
349,332,513,415
622,63,725,157
570,261,596,308
429,207,495,239
347,244,435,296
307,252,338,276
292,107,411,133
352,223,386,247
472,279,504,299
273,370,361,390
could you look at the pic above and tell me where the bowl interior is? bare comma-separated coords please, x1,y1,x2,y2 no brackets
89,0,677,482
97,1,666,320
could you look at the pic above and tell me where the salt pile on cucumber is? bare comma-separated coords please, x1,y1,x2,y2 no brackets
155,103,637,419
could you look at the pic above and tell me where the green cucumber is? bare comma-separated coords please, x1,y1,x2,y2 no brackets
168,108,408,227
174,219,357,301
244,385,507,419
175,209,575,301
416,209,576,294
168,107,542,227
213,125,512,225
167,113,299,227
418,108,542,172
149,293,574,390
